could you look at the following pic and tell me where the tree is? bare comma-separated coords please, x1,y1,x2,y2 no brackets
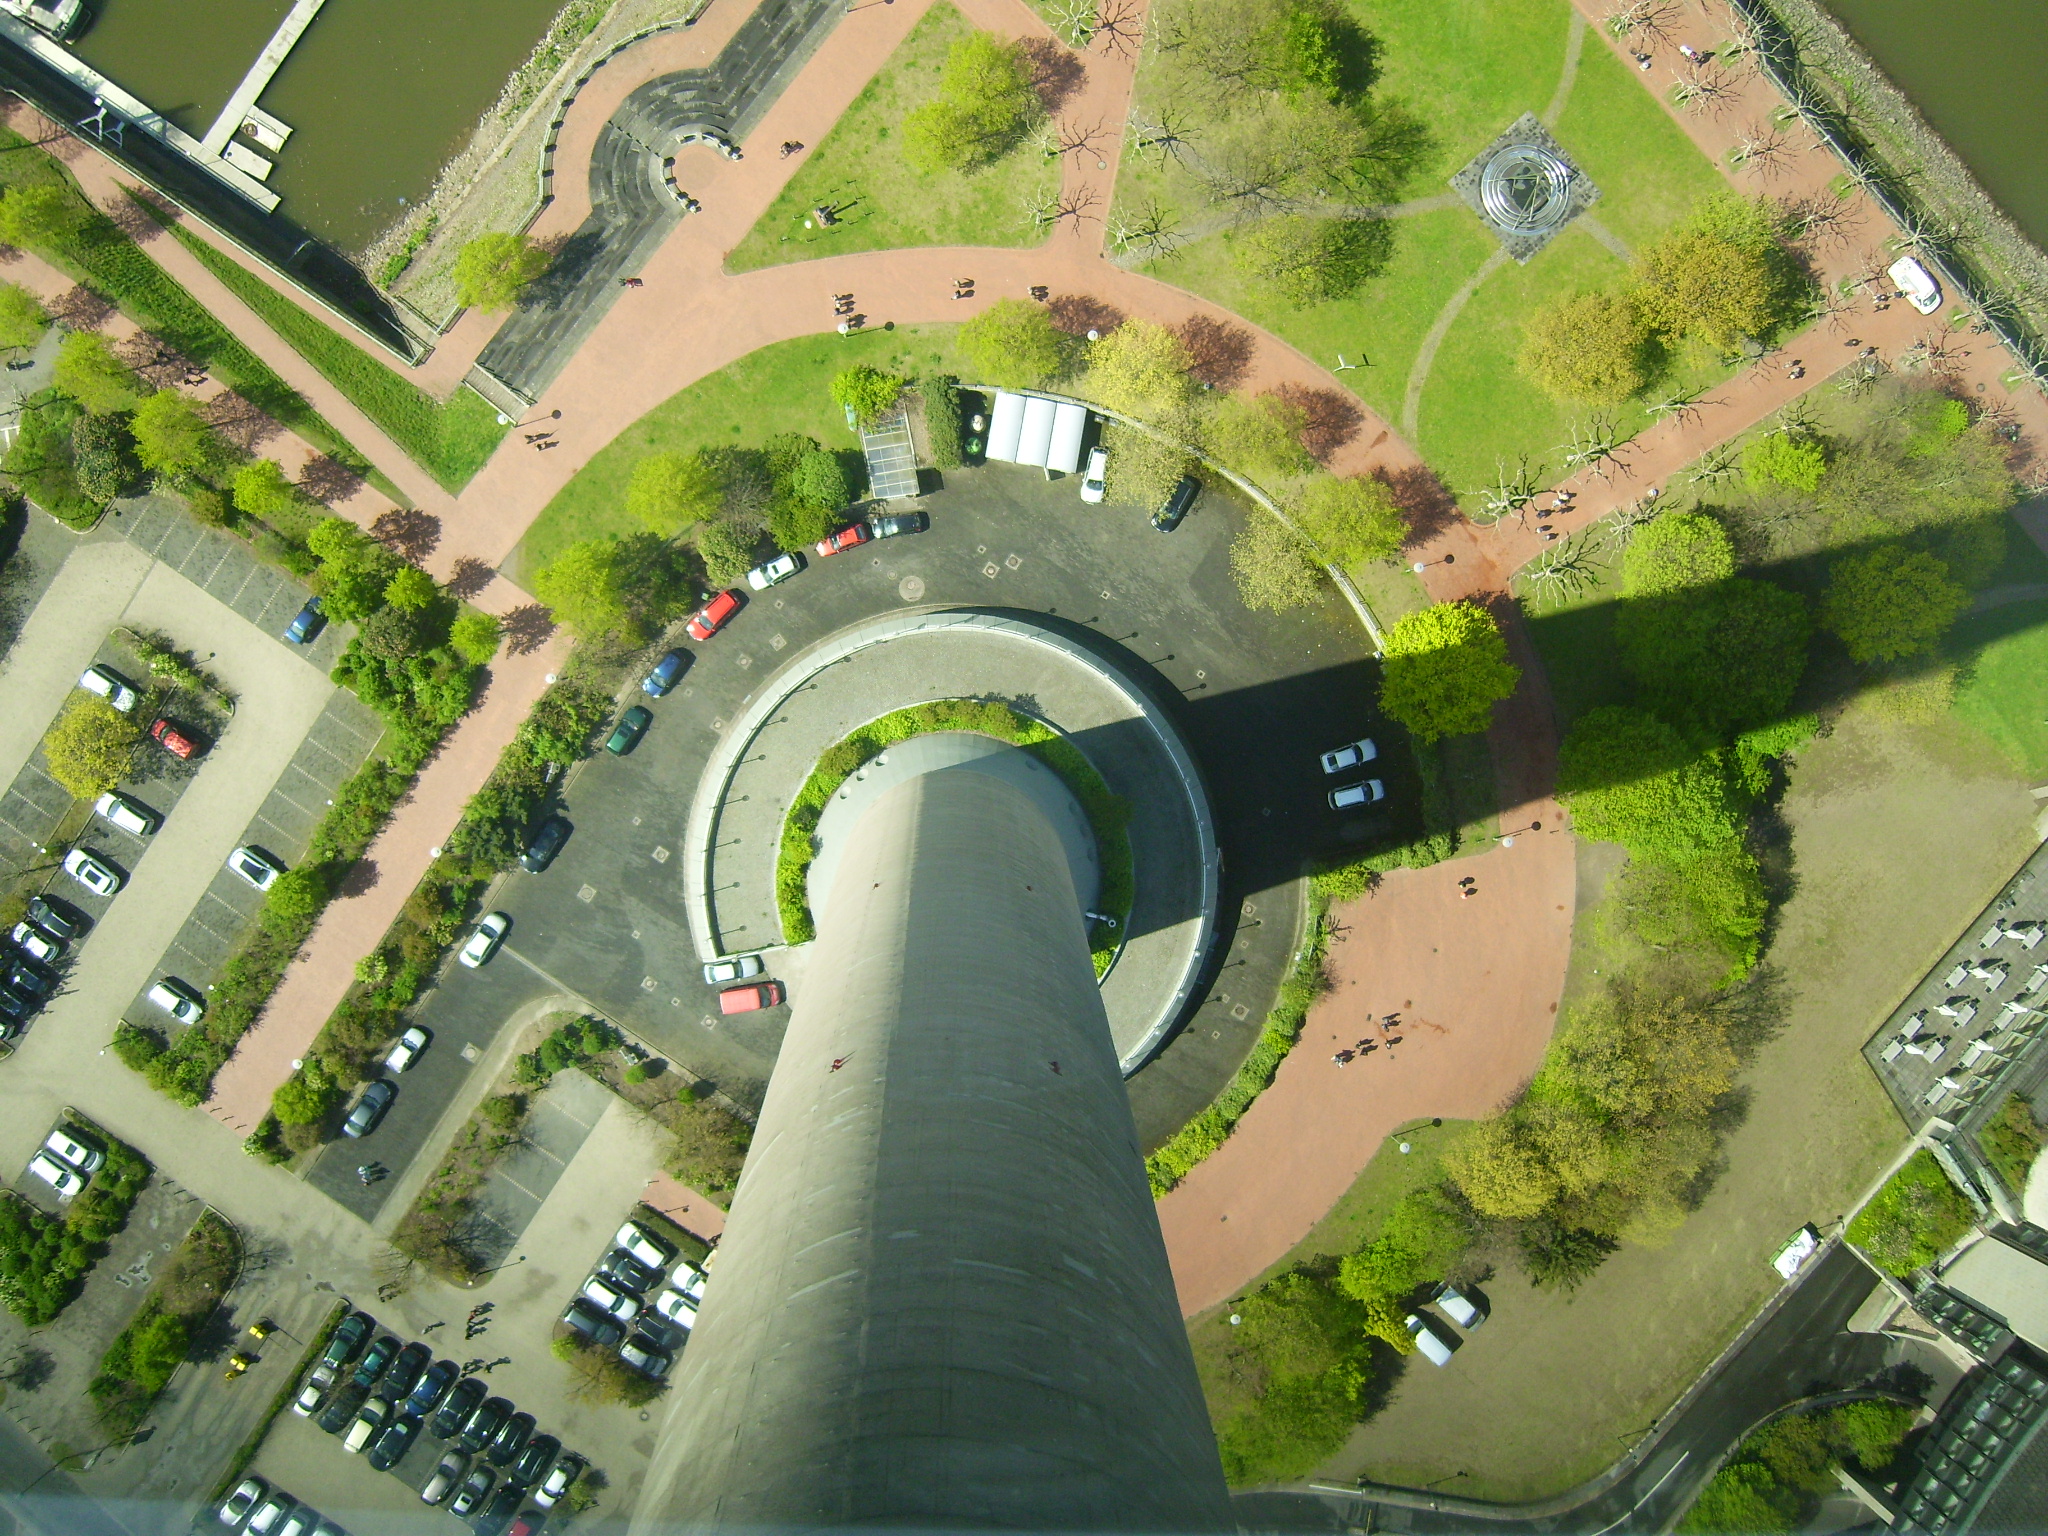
1205,393,1313,483
1520,290,1656,404
1621,511,1733,596
125,1311,191,1386
43,695,140,800
1292,475,1405,566
0,282,46,353
696,518,757,587
790,449,851,511
452,232,551,312
0,184,79,250
272,1062,341,1126
70,413,132,504
264,867,330,932
1230,516,1323,613
1743,432,1828,492
626,450,720,537
449,610,502,664
1518,1219,1619,1290
129,390,222,479
1233,214,1391,305
1099,420,1190,510
1615,577,1810,733
232,459,301,520
535,540,634,641
900,31,1039,174
1195,95,1372,217
959,299,1067,388
1634,193,1805,347
383,566,438,611
1556,706,1746,860
830,365,904,426
1377,601,1521,743
308,516,397,623
53,331,139,413
1085,320,1196,419
1820,543,1968,664
1448,1117,1558,1219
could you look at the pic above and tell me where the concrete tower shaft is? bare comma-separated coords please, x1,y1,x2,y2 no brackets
636,764,1230,1532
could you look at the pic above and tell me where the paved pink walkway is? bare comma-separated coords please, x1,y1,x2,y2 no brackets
640,1171,729,1243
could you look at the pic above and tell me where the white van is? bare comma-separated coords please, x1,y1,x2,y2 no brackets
1887,255,1942,315
1436,1285,1482,1329
1405,1313,1454,1367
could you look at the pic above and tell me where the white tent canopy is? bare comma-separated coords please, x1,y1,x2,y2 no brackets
985,391,1090,473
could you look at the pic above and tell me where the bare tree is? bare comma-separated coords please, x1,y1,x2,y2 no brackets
1108,198,1184,261
1092,0,1144,58
1521,531,1608,608
1646,385,1718,430
2002,356,2048,397
1023,184,1101,231
1685,443,1740,486
1557,415,1630,480
1833,355,1886,398
1780,190,1861,254
373,1245,421,1300
1670,63,1740,117
1047,0,1096,47
1467,455,1543,525
1604,0,1680,47
1728,122,1792,179
1603,498,1662,547
1054,117,1107,160
1126,107,1195,166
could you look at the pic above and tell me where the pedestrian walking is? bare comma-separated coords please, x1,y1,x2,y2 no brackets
620,276,644,288
538,439,560,450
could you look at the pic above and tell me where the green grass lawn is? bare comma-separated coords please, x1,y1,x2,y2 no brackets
161,223,507,493
724,3,1060,274
1952,597,2048,779
510,324,967,581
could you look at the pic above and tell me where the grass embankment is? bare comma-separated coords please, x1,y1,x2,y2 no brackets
513,326,965,580
89,1210,239,1436
725,3,1058,273
159,220,508,491
1846,1149,1976,1276
0,128,384,496
774,701,1132,970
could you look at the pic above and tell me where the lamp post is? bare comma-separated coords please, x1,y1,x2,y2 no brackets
1487,818,1544,848
1411,553,1456,573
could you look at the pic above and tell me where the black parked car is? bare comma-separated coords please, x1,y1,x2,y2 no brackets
1151,474,1200,532
596,1248,663,1295
487,1410,535,1468
320,1312,372,1371
343,1080,396,1138
432,1377,486,1440
350,1334,399,1390
318,1382,370,1436
474,1484,526,1536
367,1412,422,1472
4,958,53,997
408,1358,460,1416
519,816,571,873
560,1300,624,1348
456,1396,513,1456
510,1433,560,1490
383,1341,430,1401
24,897,82,942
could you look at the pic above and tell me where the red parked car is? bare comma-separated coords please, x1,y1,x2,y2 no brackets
718,981,785,1015
814,522,872,557
149,718,200,759
686,589,742,642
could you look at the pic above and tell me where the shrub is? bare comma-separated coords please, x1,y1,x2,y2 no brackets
1207,1267,1374,1484
1377,602,1521,743
1979,1095,2047,1196
696,518,757,587
1520,290,1656,404
919,374,964,468
830,365,904,426
667,1097,752,1206
790,448,851,511
1846,1149,1974,1274
70,412,134,503
1744,432,1828,492
1230,515,1323,613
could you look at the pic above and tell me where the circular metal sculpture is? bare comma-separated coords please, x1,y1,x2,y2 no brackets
1478,142,1575,237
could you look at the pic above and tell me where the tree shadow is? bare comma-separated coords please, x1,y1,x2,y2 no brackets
1022,37,1087,114
1178,314,1253,390
371,508,441,562
1047,292,1124,337
1270,383,1363,463
337,859,380,899
297,454,366,508
201,392,284,454
47,284,114,331
446,556,497,601
2,1345,53,1393
1378,462,1460,545
501,604,557,654
101,188,170,246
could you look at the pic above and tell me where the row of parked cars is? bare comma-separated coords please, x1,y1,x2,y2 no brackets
253,1309,583,1534
22,1120,105,1202
560,1218,709,1382
681,507,930,644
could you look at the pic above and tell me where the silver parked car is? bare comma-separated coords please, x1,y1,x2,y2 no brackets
702,953,764,985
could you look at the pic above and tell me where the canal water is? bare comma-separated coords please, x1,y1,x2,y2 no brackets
1823,0,2048,254
67,0,571,254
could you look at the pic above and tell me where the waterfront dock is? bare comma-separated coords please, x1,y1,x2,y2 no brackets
201,0,326,157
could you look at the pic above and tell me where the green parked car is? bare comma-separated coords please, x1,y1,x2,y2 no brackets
606,706,653,755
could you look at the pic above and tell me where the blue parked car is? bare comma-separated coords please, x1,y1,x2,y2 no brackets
283,597,326,645
642,650,688,697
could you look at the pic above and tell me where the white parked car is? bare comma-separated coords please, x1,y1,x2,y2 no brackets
1435,1285,1481,1329
1888,254,1942,315
653,1287,699,1330
10,922,60,963
220,1478,267,1526
245,1493,293,1535
533,1454,586,1509
94,791,159,837
63,848,122,896
458,913,509,969
43,1129,103,1172
1328,779,1387,810
1319,738,1378,775
227,846,284,891
746,552,804,590
702,954,764,985
1405,1313,1454,1367
291,1363,336,1417
272,1511,313,1536
77,665,138,713
26,1151,86,1200
580,1276,642,1322
619,1334,673,1378
384,1026,430,1073
616,1220,676,1270
1079,445,1108,504
148,979,207,1025
680,1263,708,1302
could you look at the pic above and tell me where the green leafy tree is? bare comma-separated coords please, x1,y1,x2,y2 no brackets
0,184,79,250
1377,601,1521,743
452,232,551,312
1621,511,1734,596
1635,193,1806,348
1085,320,1197,420
53,331,139,413
1233,214,1391,306
125,1311,191,1387
1557,706,1746,860
232,459,300,520
627,450,720,537
1821,544,1968,664
959,299,1067,388
1520,290,1656,404
383,566,438,611
697,518,757,587
1206,393,1313,483
900,31,1039,174
790,448,851,511
263,867,330,932
1744,432,1828,492
1517,1219,1619,1291
129,390,222,479
272,1061,341,1126
308,515,397,623
43,694,140,800
830,365,904,426
1615,577,1810,733
70,412,133,504
1282,4,1343,98
0,282,46,353
449,609,502,664
1099,421,1190,511
1230,515,1323,613
1292,475,1405,566
535,540,634,641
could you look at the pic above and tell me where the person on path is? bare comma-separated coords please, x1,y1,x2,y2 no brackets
620,276,644,288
